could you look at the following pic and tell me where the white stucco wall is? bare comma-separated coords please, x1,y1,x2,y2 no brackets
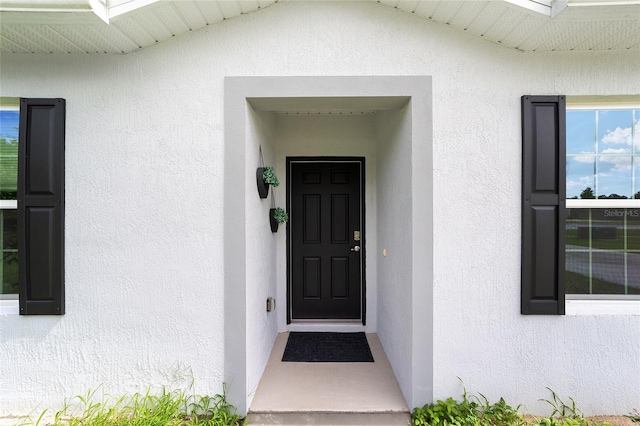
1,0,639,417
244,105,279,408
1,50,227,414
375,106,416,404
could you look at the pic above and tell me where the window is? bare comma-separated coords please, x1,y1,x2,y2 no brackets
0,104,19,299
522,96,640,315
0,98,65,315
566,107,640,296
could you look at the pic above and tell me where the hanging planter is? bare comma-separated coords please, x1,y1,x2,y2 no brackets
270,207,288,233
256,167,268,198
257,166,279,199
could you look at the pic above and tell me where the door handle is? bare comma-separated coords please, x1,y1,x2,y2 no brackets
351,245,360,252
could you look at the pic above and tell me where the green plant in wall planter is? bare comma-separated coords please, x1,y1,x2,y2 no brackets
263,166,280,187
257,166,280,198
270,207,288,233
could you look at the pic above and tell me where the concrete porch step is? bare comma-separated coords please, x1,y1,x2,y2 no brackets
248,333,411,426
247,411,411,425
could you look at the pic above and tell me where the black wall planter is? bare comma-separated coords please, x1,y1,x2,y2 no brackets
257,167,269,198
269,208,279,233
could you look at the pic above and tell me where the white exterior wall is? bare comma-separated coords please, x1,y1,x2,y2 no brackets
244,106,279,408
1,0,638,416
375,106,415,404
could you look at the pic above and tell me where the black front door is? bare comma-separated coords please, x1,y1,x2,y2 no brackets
289,160,364,320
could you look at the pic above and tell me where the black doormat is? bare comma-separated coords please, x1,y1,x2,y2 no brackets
282,332,374,362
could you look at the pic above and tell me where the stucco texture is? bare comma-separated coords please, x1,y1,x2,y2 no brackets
1,0,639,417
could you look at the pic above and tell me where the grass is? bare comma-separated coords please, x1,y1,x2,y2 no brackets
412,384,614,426
16,383,243,426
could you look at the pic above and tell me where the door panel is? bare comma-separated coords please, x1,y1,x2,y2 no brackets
290,161,363,320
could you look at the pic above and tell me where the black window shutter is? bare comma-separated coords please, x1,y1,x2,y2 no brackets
521,95,566,315
18,98,65,315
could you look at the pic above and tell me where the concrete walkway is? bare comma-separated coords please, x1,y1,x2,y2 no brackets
248,332,411,425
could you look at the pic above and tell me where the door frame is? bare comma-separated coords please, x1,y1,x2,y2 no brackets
286,156,366,325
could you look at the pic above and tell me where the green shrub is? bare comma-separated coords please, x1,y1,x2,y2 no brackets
412,385,611,426
412,387,525,426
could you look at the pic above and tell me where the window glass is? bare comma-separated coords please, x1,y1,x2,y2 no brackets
566,208,640,295
567,156,595,199
2,210,18,294
567,110,595,154
635,161,640,200
568,109,637,199
635,110,640,153
0,110,18,200
598,110,633,154
1,108,18,296
566,107,640,296
597,156,632,198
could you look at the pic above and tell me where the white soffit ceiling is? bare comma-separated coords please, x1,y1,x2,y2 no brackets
381,0,640,51
0,0,279,53
0,0,638,54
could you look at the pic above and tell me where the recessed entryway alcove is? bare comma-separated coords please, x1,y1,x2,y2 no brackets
224,76,433,415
